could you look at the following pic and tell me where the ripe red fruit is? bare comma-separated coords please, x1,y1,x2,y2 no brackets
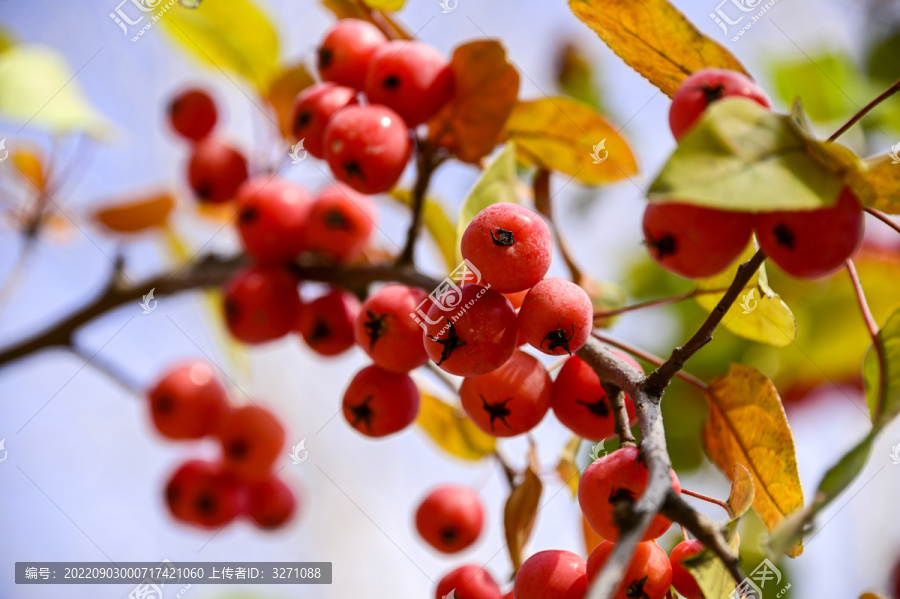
460,203,552,294
218,405,286,483
423,284,518,377
365,40,454,126
669,68,770,141
223,266,301,344
578,446,681,541
355,284,430,373
291,83,357,159
342,365,420,438
323,104,412,194
296,287,360,356
247,477,297,529
165,460,214,522
587,541,673,599
669,539,705,599
415,485,484,554
187,137,249,204
236,176,310,263
318,19,388,89
756,187,864,279
168,88,217,142
551,352,641,441
147,361,229,440
642,202,754,278
514,550,587,599
519,278,593,356
435,565,502,599
460,350,552,437
165,461,247,528
305,184,378,260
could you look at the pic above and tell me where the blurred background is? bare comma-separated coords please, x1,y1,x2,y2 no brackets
2,0,900,597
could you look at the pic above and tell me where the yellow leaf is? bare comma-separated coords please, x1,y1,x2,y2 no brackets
505,97,638,186
855,154,900,214
266,61,315,139
704,364,804,556
415,392,496,461
555,435,582,498
10,145,46,189
388,189,456,272
92,192,175,234
727,463,755,519
360,0,406,10
684,527,742,599
428,41,520,164
568,0,750,99
504,446,543,573
321,0,370,20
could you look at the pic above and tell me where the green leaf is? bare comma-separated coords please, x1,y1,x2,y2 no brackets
360,0,406,10
864,308,900,427
388,189,457,272
684,524,742,599
770,51,861,123
555,42,603,110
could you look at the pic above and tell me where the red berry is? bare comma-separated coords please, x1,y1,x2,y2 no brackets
642,203,754,278
551,352,641,441
435,565,502,599
165,460,215,522
305,184,378,260
514,550,587,599
460,350,552,437
423,284,518,377
365,40,454,126
218,405,286,483
147,361,229,440
247,476,297,529
291,83,357,159
756,187,864,279
342,365,420,438
461,203,552,294
587,541,672,599
669,68,770,141
578,446,681,541
415,485,484,554
355,284,430,373
223,266,301,344
187,136,249,204
297,287,360,356
236,176,310,263
166,461,247,528
323,104,411,194
318,19,388,89
503,290,529,310
669,539,705,599
519,278,593,356
168,88,217,142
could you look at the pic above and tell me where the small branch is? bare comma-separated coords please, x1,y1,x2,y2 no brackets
846,259,886,421
425,362,459,394
592,287,729,319
493,450,517,488
397,142,443,266
533,169,583,284
681,488,734,518
865,207,900,237
601,382,635,447
828,77,900,141
591,333,709,391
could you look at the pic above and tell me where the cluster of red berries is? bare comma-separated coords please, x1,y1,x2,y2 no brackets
292,19,454,194
645,68,865,280
146,361,297,530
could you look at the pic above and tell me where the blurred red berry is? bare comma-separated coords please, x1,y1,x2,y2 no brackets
147,361,229,440
669,68,770,141
435,565,502,599
291,83,357,158
342,365,420,438
415,484,485,554
305,184,377,261
168,88,217,142
247,476,297,529
355,284,430,373
318,19,388,89
187,137,248,204
218,405,286,483
236,176,310,263
297,287,360,356
223,266,301,344
514,550,587,599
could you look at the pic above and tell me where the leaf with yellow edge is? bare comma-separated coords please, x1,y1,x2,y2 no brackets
266,61,315,139
388,189,456,272
360,0,405,10
704,364,804,556
555,435,582,498
92,192,175,234
504,444,542,573
568,0,749,99
727,463,755,519
855,154,900,215
504,97,638,186
415,392,496,461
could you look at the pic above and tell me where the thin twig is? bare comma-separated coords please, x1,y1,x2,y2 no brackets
397,143,443,266
601,382,636,447
846,259,886,421
865,207,900,237
681,488,734,518
493,450,517,488
592,287,730,319
661,494,743,584
591,333,708,391
533,169,583,284
828,77,900,141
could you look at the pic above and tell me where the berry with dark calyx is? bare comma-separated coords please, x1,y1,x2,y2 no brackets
223,266,301,344
318,19,388,90
305,184,378,261
168,88,217,142
342,365,420,438
578,446,681,541
365,40,454,126
147,361,229,440
415,484,485,554
165,460,215,523
355,284,430,373
247,476,297,529
166,461,247,528
669,539,705,599
461,203,552,294
551,352,641,441
236,176,310,263
323,104,412,194
459,350,552,437
513,550,587,599
296,287,360,356
669,68,770,141
187,136,249,204
642,202,754,278
587,541,673,599
291,83,357,159
519,278,593,356
422,284,518,377
756,187,864,279
435,565,502,599
218,405,286,483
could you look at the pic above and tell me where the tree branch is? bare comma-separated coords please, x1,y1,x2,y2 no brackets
828,77,900,141
396,142,443,266
601,382,635,447
661,494,743,584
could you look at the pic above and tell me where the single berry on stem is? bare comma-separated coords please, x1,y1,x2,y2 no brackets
247,476,298,529
223,266,301,344
166,461,247,528
296,286,360,357
187,136,248,204
168,88,217,142
305,184,378,261
342,365,420,438
317,19,388,90
291,83,357,159
518,278,593,356
355,284,430,373
218,405,286,483
236,176,310,263
415,484,485,553
147,361,229,440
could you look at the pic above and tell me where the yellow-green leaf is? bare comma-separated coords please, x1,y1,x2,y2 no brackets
864,308,900,427
360,0,405,10
389,189,456,272
92,192,175,234
727,463,755,519
415,392,496,461
857,154,900,214
568,0,749,99
684,526,741,599
704,364,804,556
555,435,582,498
266,61,315,139
504,446,542,573
504,97,637,186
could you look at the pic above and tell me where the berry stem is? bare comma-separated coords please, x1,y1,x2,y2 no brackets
590,333,709,391
601,382,636,447
865,207,900,237
680,488,734,518
828,77,900,142
532,169,584,285
492,450,517,488
592,287,730,319
396,142,444,266
845,259,887,421
425,362,459,393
